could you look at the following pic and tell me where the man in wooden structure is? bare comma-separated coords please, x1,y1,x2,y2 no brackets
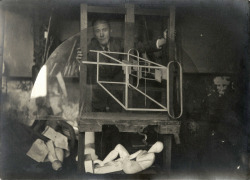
87,18,168,112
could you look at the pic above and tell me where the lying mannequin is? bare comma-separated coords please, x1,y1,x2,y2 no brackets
92,141,163,174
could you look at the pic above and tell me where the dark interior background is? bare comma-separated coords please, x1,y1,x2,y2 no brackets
0,0,249,179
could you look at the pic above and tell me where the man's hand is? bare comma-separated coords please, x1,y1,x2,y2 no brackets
163,28,177,39
156,28,168,48
157,38,166,48
76,48,83,61
163,29,168,39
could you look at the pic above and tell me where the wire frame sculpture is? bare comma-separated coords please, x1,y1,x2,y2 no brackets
82,49,183,119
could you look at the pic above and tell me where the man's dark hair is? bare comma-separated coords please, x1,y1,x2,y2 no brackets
92,19,111,28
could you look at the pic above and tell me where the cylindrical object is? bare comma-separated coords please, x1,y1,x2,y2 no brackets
84,132,98,160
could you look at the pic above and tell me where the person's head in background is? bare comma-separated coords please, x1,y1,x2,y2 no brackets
92,19,111,46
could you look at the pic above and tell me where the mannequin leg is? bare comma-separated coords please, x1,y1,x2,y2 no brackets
101,144,129,166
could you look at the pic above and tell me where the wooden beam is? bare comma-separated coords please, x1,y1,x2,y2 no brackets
87,5,169,16
87,5,125,14
78,3,88,173
78,112,180,133
80,112,172,121
135,8,169,16
124,3,135,109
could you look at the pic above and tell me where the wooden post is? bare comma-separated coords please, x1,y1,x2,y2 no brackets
163,7,175,173
77,132,85,173
124,3,134,53
80,4,90,114
78,3,88,173
79,4,97,173
162,134,172,175
168,5,175,60
0,5,5,119
167,6,176,116
124,3,135,109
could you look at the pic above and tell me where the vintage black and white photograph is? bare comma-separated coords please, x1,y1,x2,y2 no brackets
0,0,249,179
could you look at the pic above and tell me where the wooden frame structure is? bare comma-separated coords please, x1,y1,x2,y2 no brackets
77,3,180,175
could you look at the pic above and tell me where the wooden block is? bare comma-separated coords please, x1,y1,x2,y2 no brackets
84,154,94,173
155,69,162,83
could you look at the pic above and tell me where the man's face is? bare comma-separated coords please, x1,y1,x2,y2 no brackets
93,21,110,46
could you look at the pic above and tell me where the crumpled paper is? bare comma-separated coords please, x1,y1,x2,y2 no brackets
26,139,49,162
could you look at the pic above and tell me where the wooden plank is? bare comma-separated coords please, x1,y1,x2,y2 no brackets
80,120,180,126
135,8,169,16
77,112,180,132
162,134,172,175
87,5,168,16
77,132,85,173
80,112,171,121
79,122,180,133
87,5,125,14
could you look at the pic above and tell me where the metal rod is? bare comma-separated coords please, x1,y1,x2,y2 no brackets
98,82,126,109
130,74,155,81
90,50,128,55
131,69,155,75
126,108,167,111
99,51,123,64
98,81,126,85
127,49,140,88
42,15,52,64
167,61,183,119
82,61,122,66
82,60,167,69
125,66,129,108
178,62,183,118
97,52,100,82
